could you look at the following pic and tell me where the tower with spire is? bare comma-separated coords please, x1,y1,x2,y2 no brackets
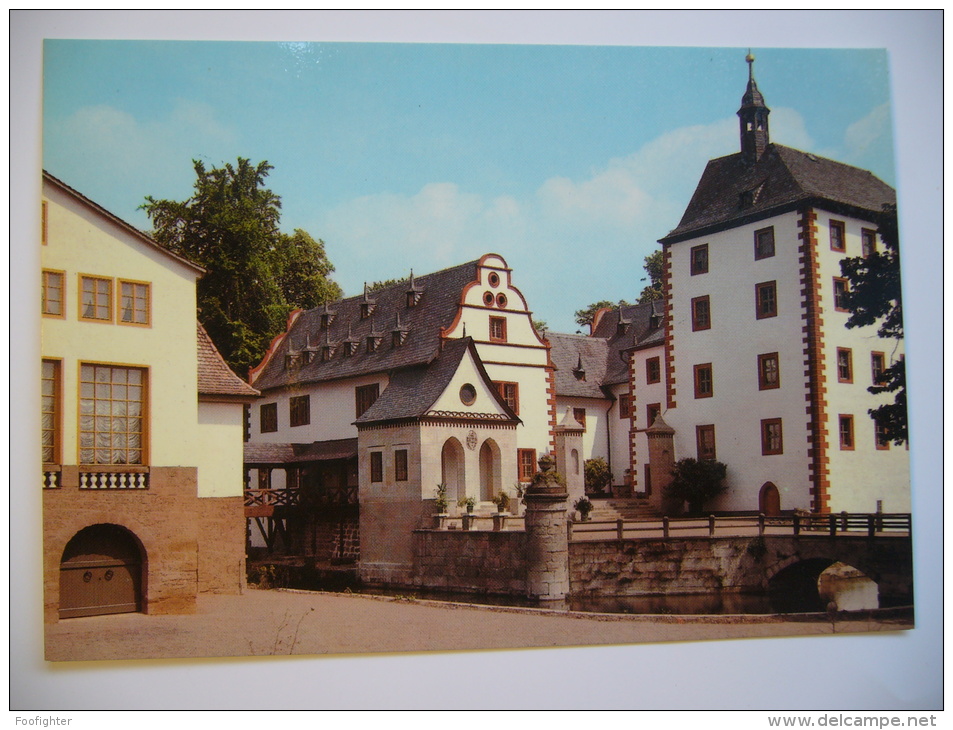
738,51,771,165
656,51,904,517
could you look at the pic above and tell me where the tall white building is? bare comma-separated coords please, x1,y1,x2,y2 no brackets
657,54,907,514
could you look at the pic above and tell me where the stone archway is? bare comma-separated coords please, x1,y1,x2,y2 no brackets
479,438,502,502
441,437,466,505
759,481,781,516
59,523,145,619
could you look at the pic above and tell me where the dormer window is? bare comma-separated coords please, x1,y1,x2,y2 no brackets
321,345,336,362
392,330,408,348
367,334,382,352
285,353,301,370
344,340,359,357
361,302,376,319
573,355,586,381
405,270,424,307
321,312,335,329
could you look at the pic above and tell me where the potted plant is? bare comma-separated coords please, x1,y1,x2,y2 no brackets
574,496,594,521
433,484,449,529
491,491,510,531
458,496,476,530
434,484,448,513
492,491,510,514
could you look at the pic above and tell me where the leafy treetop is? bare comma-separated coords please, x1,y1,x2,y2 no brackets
142,158,341,375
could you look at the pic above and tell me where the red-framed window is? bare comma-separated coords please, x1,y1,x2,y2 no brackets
691,295,711,331
829,220,846,252
758,352,780,390
693,363,713,399
755,280,778,319
518,449,536,482
761,418,783,455
837,348,853,383
696,425,716,461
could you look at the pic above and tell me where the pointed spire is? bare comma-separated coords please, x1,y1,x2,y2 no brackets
737,49,770,165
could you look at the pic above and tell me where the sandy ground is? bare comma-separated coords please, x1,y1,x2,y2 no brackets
43,587,913,662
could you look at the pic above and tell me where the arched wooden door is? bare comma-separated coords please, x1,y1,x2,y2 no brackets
759,482,781,517
60,524,144,619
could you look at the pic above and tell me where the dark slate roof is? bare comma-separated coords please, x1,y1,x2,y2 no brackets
591,300,665,385
355,337,519,425
251,260,479,392
546,332,609,399
659,144,896,244
244,438,358,465
197,322,260,400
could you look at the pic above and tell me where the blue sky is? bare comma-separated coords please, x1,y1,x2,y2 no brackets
43,41,897,333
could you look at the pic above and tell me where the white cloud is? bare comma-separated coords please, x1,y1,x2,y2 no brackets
45,100,240,226
317,113,754,331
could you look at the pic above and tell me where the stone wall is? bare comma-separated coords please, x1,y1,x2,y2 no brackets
290,509,360,562
569,537,766,596
411,530,528,595
197,496,246,594
43,466,245,623
568,535,913,603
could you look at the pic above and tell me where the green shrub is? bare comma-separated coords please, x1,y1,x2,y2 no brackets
584,457,612,495
664,458,728,515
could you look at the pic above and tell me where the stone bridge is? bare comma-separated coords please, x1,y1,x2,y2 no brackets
568,533,913,606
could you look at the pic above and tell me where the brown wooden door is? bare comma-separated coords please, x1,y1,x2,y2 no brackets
59,524,143,619
760,482,781,517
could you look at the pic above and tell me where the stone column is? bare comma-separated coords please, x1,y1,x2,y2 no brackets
553,407,585,509
645,414,678,515
523,454,570,601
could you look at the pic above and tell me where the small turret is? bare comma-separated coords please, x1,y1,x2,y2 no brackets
738,50,771,165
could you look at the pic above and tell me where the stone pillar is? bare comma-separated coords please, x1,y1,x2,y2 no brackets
553,407,585,509
645,414,678,515
523,454,570,601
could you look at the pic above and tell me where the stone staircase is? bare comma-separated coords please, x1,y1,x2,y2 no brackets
588,496,660,522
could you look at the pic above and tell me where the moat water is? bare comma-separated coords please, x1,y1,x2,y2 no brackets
251,561,908,616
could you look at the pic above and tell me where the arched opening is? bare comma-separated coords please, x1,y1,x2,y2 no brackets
759,482,781,516
441,437,466,506
767,558,835,613
479,439,502,502
818,562,880,611
59,523,145,619
571,449,580,476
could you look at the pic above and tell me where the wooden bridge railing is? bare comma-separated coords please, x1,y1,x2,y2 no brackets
568,512,912,541
244,488,302,509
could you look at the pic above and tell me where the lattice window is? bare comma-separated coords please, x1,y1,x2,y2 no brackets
79,364,146,465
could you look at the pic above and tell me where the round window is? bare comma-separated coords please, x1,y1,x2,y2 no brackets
488,272,500,288
483,291,495,306
459,383,477,406
496,293,508,308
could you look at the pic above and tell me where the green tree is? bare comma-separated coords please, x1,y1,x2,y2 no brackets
664,458,728,515
574,251,662,327
839,204,907,444
142,158,340,375
584,457,613,495
367,276,409,293
574,300,630,328
637,250,664,303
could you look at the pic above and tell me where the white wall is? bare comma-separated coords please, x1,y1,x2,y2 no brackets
665,212,813,512
813,210,910,512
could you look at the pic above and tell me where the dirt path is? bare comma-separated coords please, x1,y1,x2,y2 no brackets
44,588,912,662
